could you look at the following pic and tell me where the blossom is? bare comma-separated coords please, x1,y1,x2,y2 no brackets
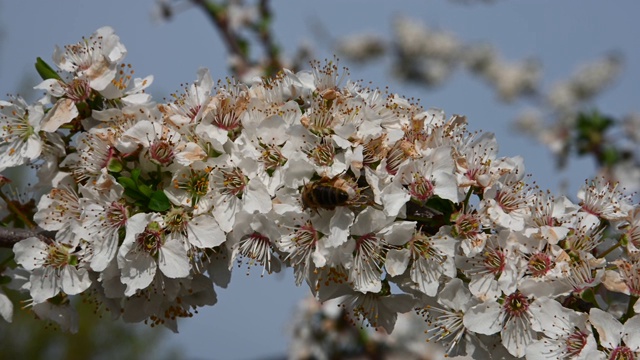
381,145,461,217
52,26,127,91
347,207,415,293
480,167,533,232
13,237,92,304
464,291,538,357
210,153,272,232
117,118,203,170
457,231,523,301
34,79,81,132
32,300,79,333
589,308,640,359
78,183,128,272
337,284,415,334
523,191,576,245
418,278,484,358
455,132,505,189
526,297,598,360
226,211,282,275
6,26,640,348
117,213,190,296
385,227,457,297
276,210,331,286
0,97,45,171
577,177,632,221
160,68,214,129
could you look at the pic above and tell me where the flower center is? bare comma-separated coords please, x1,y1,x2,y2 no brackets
64,78,92,102
385,140,417,175
149,139,174,166
46,243,73,268
495,186,523,213
106,201,128,228
300,105,334,136
305,138,335,167
527,252,552,277
362,134,387,165
410,232,445,264
503,291,529,318
211,93,247,139
176,168,211,206
260,143,287,173
565,328,588,357
483,248,506,276
407,174,435,203
220,167,247,198
452,213,482,239
164,207,189,234
135,222,164,256
293,222,319,247
609,346,635,360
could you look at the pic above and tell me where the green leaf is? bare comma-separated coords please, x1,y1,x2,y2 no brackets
117,176,137,190
581,287,597,306
130,168,141,183
123,188,147,202
425,196,455,218
237,38,250,58
35,57,62,81
138,183,154,198
107,158,124,173
118,176,147,202
148,191,171,212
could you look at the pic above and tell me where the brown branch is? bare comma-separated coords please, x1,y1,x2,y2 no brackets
256,0,283,75
189,0,285,78
0,227,55,248
191,0,251,76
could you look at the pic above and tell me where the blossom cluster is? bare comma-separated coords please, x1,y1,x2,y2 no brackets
2,27,640,358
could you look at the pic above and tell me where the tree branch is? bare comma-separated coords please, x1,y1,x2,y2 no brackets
0,227,55,248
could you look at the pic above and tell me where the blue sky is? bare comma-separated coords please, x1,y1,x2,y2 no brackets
1,1,639,359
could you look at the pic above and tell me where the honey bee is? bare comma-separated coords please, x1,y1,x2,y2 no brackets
301,173,363,211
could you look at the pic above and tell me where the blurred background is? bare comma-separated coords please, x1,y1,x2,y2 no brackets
0,1,639,359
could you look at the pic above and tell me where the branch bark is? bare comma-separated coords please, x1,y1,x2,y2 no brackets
0,227,55,248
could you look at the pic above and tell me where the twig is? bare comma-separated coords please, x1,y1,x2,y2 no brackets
0,227,55,248
191,0,251,76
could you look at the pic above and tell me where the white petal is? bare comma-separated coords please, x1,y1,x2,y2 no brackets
41,98,78,132
0,290,13,322
34,79,65,96
438,278,473,311
463,301,502,335
385,249,410,277
243,178,272,214
13,237,47,270
90,233,119,272
213,195,239,233
589,308,622,349
61,267,92,295
121,252,156,296
380,183,410,217
188,214,227,248
501,315,535,357
30,267,60,303
376,294,415,333
433,172,462,202
623,314,640,350
158,240,190,279
122,93,152,106
380,221,415,246
325,208,355,248
351,207,387,235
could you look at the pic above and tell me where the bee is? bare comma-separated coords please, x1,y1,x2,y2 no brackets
301,173,363,211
